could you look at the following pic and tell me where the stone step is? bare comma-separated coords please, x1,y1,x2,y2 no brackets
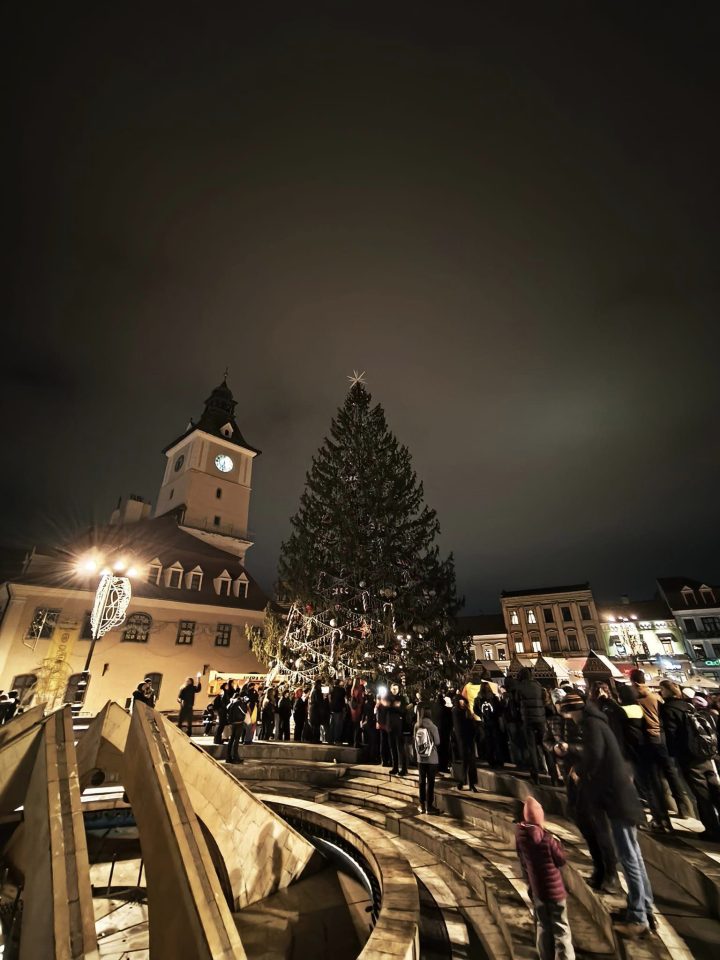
327,786,414,813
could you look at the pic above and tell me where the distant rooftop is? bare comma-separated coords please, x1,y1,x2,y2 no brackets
501,583,590,599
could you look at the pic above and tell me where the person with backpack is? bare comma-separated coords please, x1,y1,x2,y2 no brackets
414,705,441,814
474,682,505,769
387,681,408,776
659,680,720,840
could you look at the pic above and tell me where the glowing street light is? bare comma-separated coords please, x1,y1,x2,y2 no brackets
77,553,138,675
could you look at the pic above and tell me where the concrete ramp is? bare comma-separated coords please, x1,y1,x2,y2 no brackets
0,704,44,748
75,700,130,790
124,704,246,960
160,713,314,909
7,708,99,960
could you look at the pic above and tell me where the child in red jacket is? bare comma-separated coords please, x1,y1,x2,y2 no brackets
515,797,575,960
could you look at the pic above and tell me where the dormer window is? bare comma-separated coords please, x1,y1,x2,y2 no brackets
509,609,519,625
700,585,715,605
214,569,232,596
165,562,183,589
681,586,696,606
147,558,162,586
220,422,233,438
185,566,203,591
233,573,249,599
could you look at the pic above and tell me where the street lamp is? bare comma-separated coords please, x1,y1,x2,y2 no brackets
77,553,137,675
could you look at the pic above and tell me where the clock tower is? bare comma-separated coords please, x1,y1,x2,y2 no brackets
155,379,261,561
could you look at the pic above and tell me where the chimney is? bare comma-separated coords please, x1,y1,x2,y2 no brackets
620,595,630,606
110,494,152,526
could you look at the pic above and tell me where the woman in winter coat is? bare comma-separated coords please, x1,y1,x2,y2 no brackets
414,705,441,814
659,680,720,840
308,679,324,743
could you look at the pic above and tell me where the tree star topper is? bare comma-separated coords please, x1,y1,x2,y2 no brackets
347,370,366,388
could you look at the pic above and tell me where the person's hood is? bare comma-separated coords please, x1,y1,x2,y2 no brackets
664,696,692,713
517,822,544,844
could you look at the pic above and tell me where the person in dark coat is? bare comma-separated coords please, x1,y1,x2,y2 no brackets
452,695,478,791
177,675,201,735
659,680,720,840
376,691,391,765
349,678,366,748
572,698,656,939
131,681,152,712
278,691,293,741
515,668,549,784
516,797,575,960
387,682,408,775
224,692,246,764
307,679,324,743
292,691,307,742
330,681,347,744
361,688,379,761
213,682,234,745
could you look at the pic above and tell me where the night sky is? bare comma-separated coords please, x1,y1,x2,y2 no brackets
5,5,720,611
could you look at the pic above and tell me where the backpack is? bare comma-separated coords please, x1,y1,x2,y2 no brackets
414,725,434,759
685,707,718,761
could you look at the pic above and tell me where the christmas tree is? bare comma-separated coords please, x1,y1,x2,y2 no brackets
255,373,470,692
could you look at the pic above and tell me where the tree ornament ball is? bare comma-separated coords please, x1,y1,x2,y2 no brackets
330,618,337,627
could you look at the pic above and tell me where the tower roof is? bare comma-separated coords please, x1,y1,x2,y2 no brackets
163,379,261,455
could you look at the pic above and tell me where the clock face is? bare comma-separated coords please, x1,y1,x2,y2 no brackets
174,455,185,472
215,454,234,473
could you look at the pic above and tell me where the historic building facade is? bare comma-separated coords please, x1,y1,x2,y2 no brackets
500,583,602,657
0,380,268,714
597,595,690,682
657,577,720,682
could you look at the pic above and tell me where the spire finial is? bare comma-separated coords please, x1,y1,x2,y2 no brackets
223,365,230,382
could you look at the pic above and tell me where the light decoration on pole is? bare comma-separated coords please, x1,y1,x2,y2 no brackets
90,571,132,641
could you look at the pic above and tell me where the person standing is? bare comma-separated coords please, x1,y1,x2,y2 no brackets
361,687,378,761
516,668,549,784
293,690,307,742
177,674,202,735
213,682,233,745
659,680,720,840
225,692,246,764
414,705,441,814
131,681,152,712
349,677,366,748
278,690,292,741
516,797,575,960
243,682,259,743
376,690,391,766
452,695,479,791
570,697,657,938
436,691,453,774
330,680,347,744
387,682,408,775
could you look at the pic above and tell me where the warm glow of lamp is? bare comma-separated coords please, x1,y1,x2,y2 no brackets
126,566,138,578
114,559,126,572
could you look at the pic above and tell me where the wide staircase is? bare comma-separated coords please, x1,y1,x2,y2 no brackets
202,739,720,960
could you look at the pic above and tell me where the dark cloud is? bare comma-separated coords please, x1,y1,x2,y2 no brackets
3,4,720,608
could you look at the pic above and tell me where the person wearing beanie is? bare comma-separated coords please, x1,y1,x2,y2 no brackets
515,796,575,959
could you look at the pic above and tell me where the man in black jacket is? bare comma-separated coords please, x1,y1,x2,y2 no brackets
515,668,547,784
330,681,347,744
571,699,656,939
225,691,246,764
177,675,202,735
452,695,478,791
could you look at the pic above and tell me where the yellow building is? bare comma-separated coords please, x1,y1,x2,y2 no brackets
500,583,602,657
0,380,268,714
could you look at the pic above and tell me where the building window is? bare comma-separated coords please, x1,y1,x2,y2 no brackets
185,566,203,590
510,609,519,625
80,612,93,640
683,618,696,632
661,640,673,655
215,623,232,647
233,575,249,599
681,586,696,605
701,617,720,634
147,559,162,585
700,585,716,605
214,570,232,596
561,606,572,623
483,646,493,660
144,673,163,701
176,621,195,645
586,631,597,648
26,607,60,641
548,634,560,652
579,605,591,621
497,647,507,661
692,643,704,659
165,563,183,589
532,640,542,652
123,613,152,643
543,608,554,625
567,633,579,651
514,640,524,654
713,643,720,658
216,488,222,499
214,516,221,527
11,674,37,706
527,609,537,625
64,673,89,706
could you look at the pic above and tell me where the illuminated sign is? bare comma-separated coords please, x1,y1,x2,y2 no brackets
703,659,720,668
